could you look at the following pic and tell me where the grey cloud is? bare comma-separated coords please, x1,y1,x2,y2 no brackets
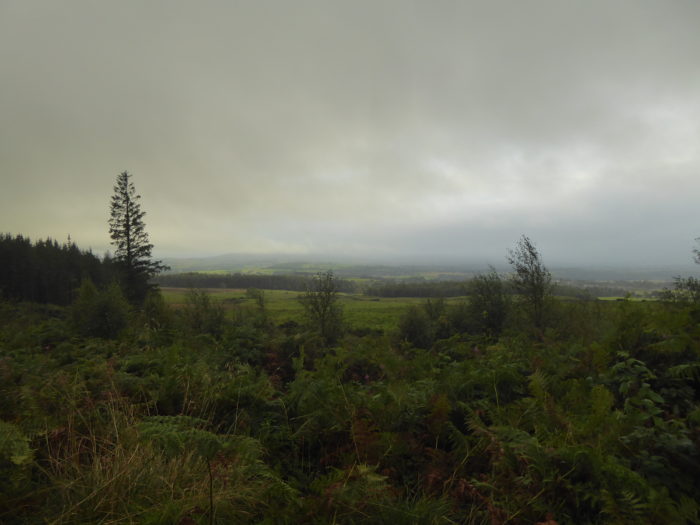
1,1,699,266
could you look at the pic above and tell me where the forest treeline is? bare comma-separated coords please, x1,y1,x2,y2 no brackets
0,233,649,307
0,234,114,305
0,232,662,316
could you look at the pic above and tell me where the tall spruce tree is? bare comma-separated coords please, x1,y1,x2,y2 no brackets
109,171,168,303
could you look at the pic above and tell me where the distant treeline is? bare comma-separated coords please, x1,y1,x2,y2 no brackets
0,233,113,305
155,272,359,293
556,281,660,299
1,231,654,305
157,272,637,300
365,279,607,300
364,280,470,297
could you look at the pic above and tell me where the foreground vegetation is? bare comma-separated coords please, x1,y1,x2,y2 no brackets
2,278,700,523
2,231,700,523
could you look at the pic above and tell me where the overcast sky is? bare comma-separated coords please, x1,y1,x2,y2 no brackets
2,1,699,266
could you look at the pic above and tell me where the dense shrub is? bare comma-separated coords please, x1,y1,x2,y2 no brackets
465,267,510,338
70,279,130,339
178,289,226,339
397,304,434,348
2,293,700,523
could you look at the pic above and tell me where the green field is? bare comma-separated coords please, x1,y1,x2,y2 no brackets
162,286,664,332
161,287,466,332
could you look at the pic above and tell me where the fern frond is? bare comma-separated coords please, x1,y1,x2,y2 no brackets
666,363,700,382
528,369,550,402
602,489,648,525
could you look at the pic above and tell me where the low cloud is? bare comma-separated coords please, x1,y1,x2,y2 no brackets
2,1,699,267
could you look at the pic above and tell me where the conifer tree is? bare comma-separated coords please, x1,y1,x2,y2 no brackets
109,171,168,303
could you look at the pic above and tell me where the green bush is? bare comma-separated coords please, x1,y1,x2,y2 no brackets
397,305,433,348
179,289,226,339
69,279,130,339
466,267,510,338
298,271,344,346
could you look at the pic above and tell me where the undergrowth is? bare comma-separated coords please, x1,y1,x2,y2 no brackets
1,295,699,524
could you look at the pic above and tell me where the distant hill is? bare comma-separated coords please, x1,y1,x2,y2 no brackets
161,253,699,282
